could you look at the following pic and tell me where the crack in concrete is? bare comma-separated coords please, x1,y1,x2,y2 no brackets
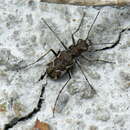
94,28,130,51
4,85,45,130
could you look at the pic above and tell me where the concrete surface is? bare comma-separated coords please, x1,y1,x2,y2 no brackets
0,0,130,130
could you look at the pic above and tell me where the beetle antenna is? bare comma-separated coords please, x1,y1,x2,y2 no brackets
85,10,101,41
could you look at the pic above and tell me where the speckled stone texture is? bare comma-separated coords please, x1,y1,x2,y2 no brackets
0,0,130,130
41,0,130,6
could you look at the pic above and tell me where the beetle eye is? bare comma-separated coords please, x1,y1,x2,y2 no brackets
77,39,83,43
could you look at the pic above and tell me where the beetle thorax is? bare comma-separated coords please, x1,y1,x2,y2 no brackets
69,39,89,57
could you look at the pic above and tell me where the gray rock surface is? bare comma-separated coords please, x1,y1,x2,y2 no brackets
0,0,130,130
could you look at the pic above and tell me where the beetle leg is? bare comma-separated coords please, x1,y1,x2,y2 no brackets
71,12,85,45
81,55,115,64
53,71,71,117
75,59,96,93
19,49,58,70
